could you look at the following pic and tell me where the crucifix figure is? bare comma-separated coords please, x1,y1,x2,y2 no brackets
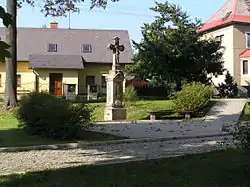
109,37,125,71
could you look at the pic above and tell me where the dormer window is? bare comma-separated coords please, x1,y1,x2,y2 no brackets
81,44,92,53
48,44,57,52
222,11,232,21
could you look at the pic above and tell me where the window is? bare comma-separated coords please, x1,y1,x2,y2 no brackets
247,34,250,48
215,35,224,44
0,74,1,87
17,74,21,87
102,76,106,88
222,11,232,21
81,44,92,53
243,60,248,75
47,44,57,52
86,76,95,86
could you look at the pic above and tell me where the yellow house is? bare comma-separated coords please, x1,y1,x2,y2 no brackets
199,0,250,88
0,23,133,99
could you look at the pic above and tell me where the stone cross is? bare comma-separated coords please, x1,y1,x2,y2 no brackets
109,37,125,71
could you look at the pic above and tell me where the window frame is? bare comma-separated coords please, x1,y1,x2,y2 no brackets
0,74,2,87
81,44,92,53
246,33,250,48
47,43,58,52
101,75,106,88
17,74,21,87
85,75,95,86
215,35,224,44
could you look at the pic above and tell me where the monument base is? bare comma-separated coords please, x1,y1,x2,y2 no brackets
104,107,127,121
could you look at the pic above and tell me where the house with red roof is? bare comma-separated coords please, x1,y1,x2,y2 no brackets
199,0,250,87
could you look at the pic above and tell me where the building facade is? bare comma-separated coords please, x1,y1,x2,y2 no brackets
0,23,133,99
199,0,250,87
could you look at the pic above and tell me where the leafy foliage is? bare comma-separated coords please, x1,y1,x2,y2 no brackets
217,70,238,98
15,92,93,140
17,0,119,16
0,6,12,59
172,82,214,115
233,122,250,151
128,2,224,91
124,86,137,106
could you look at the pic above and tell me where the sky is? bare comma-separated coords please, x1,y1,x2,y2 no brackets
0,0,226,42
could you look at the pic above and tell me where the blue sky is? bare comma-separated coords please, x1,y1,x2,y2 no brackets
0,0,225,42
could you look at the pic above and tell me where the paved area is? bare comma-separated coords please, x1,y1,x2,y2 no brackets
92,99,246,138
0,135,232,176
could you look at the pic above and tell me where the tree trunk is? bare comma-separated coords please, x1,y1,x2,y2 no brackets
4,0,17,108
175,78,182,92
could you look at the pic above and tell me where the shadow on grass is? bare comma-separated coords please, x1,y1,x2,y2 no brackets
141,100,217,120
0,128,63,147
1,149,250,187
0,129,125,148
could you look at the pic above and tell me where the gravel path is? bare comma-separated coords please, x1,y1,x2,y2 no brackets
0,135,233,176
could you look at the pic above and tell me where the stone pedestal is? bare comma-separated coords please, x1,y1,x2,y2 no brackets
104,69,127,121
104,107,126,121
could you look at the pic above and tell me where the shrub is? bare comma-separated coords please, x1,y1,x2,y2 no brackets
217,70,238,98
124,86,137,106
172,82,214,116
15,92,93,140
233,122,250,151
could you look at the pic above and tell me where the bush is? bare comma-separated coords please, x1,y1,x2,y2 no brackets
124,86,137,106
233,122,250,151
172,82,214,116
15,92,93,140
217,70,238,98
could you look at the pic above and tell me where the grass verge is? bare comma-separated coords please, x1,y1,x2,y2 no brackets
91,100,216,121
0,114,123,148
0,149,250,187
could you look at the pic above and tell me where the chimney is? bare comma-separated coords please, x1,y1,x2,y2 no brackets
50,22,58,29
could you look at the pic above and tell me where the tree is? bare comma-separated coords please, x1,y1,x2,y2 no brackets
3,0,119,108
217,70,238,98
5,0,17,108
127,1,224,92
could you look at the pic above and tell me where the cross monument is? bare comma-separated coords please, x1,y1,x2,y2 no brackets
104,37,127,121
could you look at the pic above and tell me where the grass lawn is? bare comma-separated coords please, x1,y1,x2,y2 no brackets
91,100,216,121
0,114,123,148
1,149,250,187
91,100,174,121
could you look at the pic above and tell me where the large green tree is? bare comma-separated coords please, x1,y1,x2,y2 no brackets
3,0,119,108
127,1,224,91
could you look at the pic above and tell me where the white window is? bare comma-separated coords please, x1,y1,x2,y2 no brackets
243,60,249,75
215,35,224,44
246,33,250,48
47,44,57,52
81,44,92,53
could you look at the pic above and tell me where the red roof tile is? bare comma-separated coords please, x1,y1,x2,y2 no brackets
199,0,250,32
240,49,250,58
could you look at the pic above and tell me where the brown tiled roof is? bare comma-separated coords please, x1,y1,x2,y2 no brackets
199,0,250,32
0,27,133,64
30,55,84,69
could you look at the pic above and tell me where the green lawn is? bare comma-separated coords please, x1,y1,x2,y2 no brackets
91,100,174,121
91,100,216,121
1,149,250,187
0,114,123,148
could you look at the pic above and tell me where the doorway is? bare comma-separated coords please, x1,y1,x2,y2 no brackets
49,73,63,96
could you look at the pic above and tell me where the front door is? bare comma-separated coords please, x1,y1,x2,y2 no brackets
49,73,63,96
